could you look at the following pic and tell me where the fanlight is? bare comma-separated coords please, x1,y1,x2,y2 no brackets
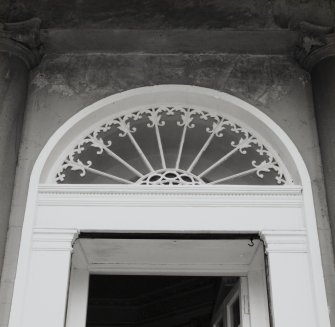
55,106,293,185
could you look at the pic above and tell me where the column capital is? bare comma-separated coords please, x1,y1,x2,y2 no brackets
296,21,335,72
0,17,43,69
32,228,79,252
259,230,308,254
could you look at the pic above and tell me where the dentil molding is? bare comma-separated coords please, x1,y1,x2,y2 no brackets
37,184,303,208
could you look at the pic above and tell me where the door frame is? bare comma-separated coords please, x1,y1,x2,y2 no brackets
66,238,268,327
7,85,331,327
212,277,249,327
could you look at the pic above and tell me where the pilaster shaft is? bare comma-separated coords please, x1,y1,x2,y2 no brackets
10,229,78,327
296,22,335,249
260,230,321,327
0,18,42,277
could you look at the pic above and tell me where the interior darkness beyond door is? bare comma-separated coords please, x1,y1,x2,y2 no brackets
86,275,242,327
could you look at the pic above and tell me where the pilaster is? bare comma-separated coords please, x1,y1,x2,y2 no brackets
0,17,43,69
260,230,325,327
10,229,78,327
296,22,335,257
296,21,335,72
0,18,43,281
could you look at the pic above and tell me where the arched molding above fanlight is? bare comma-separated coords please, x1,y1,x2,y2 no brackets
38,85,302,185
9,85,332,327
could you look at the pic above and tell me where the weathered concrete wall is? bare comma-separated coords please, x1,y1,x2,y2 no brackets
1,0,334,29
1,53,335,326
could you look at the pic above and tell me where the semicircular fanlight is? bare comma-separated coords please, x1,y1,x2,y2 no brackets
55,106,293,185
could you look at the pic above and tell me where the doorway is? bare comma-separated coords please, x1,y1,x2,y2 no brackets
66,237,270,327
86,275,243,327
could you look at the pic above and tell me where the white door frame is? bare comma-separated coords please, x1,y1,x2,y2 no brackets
7,85,331,327
212,277,250,327
66,238,269,327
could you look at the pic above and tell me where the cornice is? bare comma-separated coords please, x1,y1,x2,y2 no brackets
0,17,43,69
37,184,303,208
295,21,335,71
42,29,298,55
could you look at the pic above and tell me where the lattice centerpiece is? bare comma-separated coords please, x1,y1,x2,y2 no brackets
55,106,292,185
137,169,204,185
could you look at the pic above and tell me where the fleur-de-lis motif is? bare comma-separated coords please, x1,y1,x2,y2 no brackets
177,108,195,128
64,158,92,177
231,136,258,154
114,116,136,137
55,105,292,185
147,108,165,128
86,135,112,155
207,117,234,137
252,160,273,178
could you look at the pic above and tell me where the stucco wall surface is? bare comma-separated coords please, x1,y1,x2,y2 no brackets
1,0,334,29
0,53,335,326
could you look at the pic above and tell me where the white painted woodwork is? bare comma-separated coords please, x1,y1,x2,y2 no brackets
19,230,77,327
66,242,90,327
79,238,260,275
66,238,269,327
247,243,270,327
8,86,331,327
261,231,317,327
53,105,291,186
239,277,251,327
35,185,304,232
66,268,89,327
212,277,251,327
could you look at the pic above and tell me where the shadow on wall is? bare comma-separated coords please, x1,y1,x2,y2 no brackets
0,0,334,29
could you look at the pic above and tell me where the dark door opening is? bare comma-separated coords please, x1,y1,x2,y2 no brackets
86,275,239,327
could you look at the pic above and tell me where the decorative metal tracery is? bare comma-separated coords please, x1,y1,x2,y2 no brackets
55,106,293,185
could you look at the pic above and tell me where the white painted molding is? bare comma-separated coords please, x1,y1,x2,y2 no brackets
37,184,303,208
88,263,251,276
32,229,79,252
72,241,89,269
8,85,331,327
260,230,308,253
37,85,302,184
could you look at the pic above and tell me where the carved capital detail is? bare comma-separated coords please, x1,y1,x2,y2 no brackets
32,229,79,252
260,230,308,254
296,21,335,71
0,17,43,68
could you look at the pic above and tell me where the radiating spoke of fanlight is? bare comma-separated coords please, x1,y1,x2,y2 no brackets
147,108,166,169
64,160,133,184
55,106,292,185
155,124,166,169
198,136,256,178
209,160,279,185
124,132,155,172
209,167,261,185
87,135,143,177
176,109,194,169
187,117,228,173
115,117,155,172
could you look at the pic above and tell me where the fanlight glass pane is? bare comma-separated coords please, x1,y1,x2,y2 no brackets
56,106,292,185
